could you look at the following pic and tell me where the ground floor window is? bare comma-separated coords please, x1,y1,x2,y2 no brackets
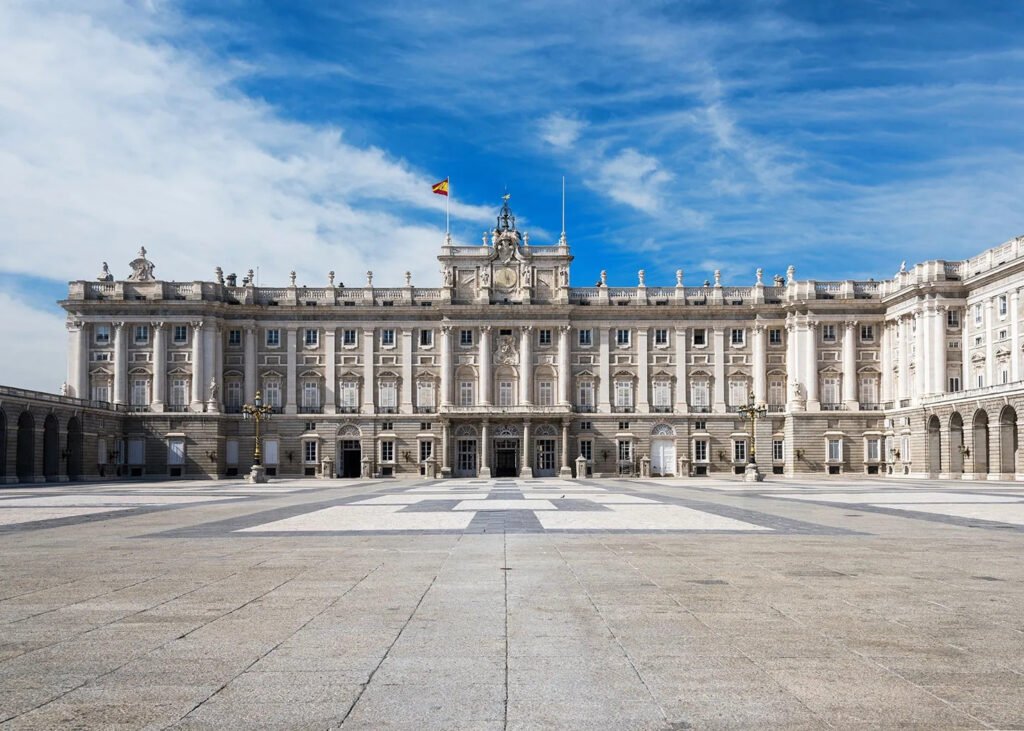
694,439,708,462
380,440,395,463
827,438,843,462
865,438,880,461
617,440,632,462
772,439,784,461
303,440,318,463
226,439,239,465
168,439,186,465
127,438,145,465
733,440,747,462
579,439,593,461
419,440,433,462
264,438,280,465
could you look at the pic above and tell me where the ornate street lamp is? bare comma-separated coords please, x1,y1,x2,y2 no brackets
737,391,768,482
242,390,272,483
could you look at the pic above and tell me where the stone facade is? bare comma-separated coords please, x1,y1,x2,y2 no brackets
5,200,1018,483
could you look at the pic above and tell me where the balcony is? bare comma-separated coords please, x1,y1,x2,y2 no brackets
298,405,323,414
767,404,785,412
691,405,711,414
166,404,189,412
575,405,596,413
726,405,741,413
338,406,358,414
224,405,242,414
128,405,151,413
611,405,635,413
820,403,845,411
859,402,881,411
378,406,398,414
415,406,436,414
651,405,673,413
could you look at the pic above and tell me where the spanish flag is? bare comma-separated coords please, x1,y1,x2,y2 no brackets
431,178,449,196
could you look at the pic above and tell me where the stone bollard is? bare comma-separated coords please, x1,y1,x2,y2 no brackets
575,455,587,480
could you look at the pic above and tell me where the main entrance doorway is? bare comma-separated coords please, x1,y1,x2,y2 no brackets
535,438,557,477
651,439,676,476
339,440,361,478
494,438,518,477
455,439,478,477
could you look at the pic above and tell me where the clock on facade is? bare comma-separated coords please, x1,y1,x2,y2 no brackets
494,266,517,290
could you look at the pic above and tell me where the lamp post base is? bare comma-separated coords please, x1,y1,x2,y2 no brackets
743,462,764,482
247,465,268,484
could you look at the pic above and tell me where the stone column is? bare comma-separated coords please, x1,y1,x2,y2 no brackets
961,311,971,390
189,320,204,411
985,298,995,388
598,327,611,412
934,305,948,393
519,326,533,405
479,420,491,478
67,321,89,400
880,321,893,404
113,322,127,406
243,325,257,403
842,320,858,409
285,327,298,414
637,327,649,412
441,420,451,477
151,322,166,412
440,325,453,407
401,328,413,413
898,315,910,401
558,325,571,405
712,326,726,412
805,319,819,410
521,420,533,478
559,419,572,477
752,324,767,406
362,328,374,414
912,310,925,401
674,327,688,413
1011,290,1021,383
785,320,801,411
479,326,492,405
325,328,337,414
206,324,220,411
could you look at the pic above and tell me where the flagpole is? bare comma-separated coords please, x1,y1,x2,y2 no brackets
446,177,450,235
561,175,565,236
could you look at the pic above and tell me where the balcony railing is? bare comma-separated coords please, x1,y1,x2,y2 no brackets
575,405,596,413
338,406,358,414
378,406,398,414
820,403,845,411
415,406,436,414
166,404,189,412
767,404,785,412
611,405,635,413
225,405,242,414
298,405,323,414
651,405,672,413
691,405,711,413
859,403,882,411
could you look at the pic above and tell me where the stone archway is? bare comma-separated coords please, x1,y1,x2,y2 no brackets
43,414,60,482
949,412,964,476
973,410,989,476
66,417,84,481
999,406,1018,476
16,411,35,483
927,415,941,475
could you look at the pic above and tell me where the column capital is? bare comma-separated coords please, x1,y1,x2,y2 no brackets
113,321,126,330
440,325,453,334
520,325,534,334
190,319,203,329
559,324,572,334
150,320,165,330
845,320,858,330
480,324,492,333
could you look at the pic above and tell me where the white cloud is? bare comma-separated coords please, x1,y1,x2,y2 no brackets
590,148,673,214
539,112,584,148
0,1,493,291
0,294,67,392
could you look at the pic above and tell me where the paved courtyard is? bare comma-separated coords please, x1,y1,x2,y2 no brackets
1,476,1023,730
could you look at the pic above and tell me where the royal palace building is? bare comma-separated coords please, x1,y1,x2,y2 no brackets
2,198,1023,482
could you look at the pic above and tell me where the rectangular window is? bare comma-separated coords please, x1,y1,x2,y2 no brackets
578,329,593,346
340,381,358,409
947,310,960,328
768,379,785,406
379,382,397,408
304,329,318,347
577,381,594,410
419,329,433,347
768,328,782,345
419,440,433,462
734,440,746,462
92,384,110,403
974,335,984,347
266,329,280,347
131,379,148,406
822,324,836,342
304,441,318,463
616,329,630,346
866,438,880,461
228,329,241,346
225,439,239,465
498,381,514,407
538,329,552,346
169,379,187,407
537,380,554,406
614,381,633,407
168,439,186,466
694,420,706,430
126,438,144,466
772,439,784,461
264,380,281,408
302,382,320,408
617,440,632,462
343,329,357,346
859,378,877,405
827,438,842,462
618,421,629,430
226,381,242,410
692,328,706,346
730,328,744,346
459,329,473,347
417,381,436,409
579,439,593,461
948,376,961,392
381,329,395,346
654,329,668,346
998,294,1008,317
579,421,592,431
860,325,874,342
95,325,111,344
380,440,395,463
652,381,671,407
694,439,708,462
173,325,188,343
728,380,747,406
977,373,985,388
691,381,709,408
134,325,149,344
264,439,279,465
381,421,393,431
822,377,840,405
1002,368,1010,384
974,303,983,325
999,328,1008,341
459,381,474,406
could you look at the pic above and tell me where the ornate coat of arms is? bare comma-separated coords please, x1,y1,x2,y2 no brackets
496,333,518,364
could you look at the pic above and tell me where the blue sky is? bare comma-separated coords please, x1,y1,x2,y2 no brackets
1,0,1024,390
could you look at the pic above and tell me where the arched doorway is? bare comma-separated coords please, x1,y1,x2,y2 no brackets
533,424,558,477
973,410,989,475
650,424,676,476
927,415,941,475
43,414,60,481
999,406,1018,475
16,411,35,483
492,424,520,478
949,413,964,476
336,424,362,478
454,424,478,477
66,417,84,481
